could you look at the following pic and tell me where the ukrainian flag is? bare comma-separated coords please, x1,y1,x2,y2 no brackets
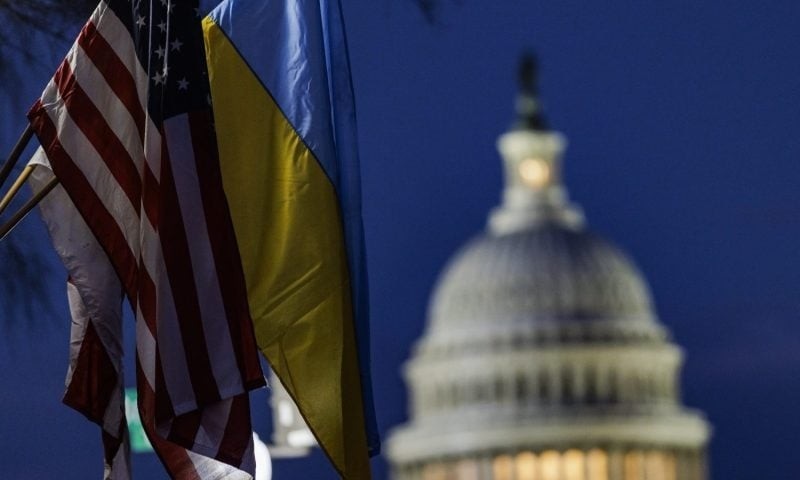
202,1,378,478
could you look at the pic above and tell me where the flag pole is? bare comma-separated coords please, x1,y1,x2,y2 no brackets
0,124,34,190
0,164,36,217
0,176,59,241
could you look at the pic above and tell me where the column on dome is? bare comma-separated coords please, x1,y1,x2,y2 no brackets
562,363,575,404
478,454,493,480
523,368,537,406
550,362,562,404
623,450,645,480
512,369,523,405
608,448,624,480
595,364,610,404
573,359,587,404
410,380,423,418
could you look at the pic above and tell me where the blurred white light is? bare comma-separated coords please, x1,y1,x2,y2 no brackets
277,400,295,427
519,158,550,188
253,432,272,480
287,429,316,448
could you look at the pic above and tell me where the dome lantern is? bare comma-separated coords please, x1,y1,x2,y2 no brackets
490,55,584,235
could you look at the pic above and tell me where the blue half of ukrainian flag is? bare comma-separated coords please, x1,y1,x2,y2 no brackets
203,0,378,477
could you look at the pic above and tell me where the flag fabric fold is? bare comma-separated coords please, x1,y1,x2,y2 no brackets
203,1,379,478
31,149,131,479
27,1,265,478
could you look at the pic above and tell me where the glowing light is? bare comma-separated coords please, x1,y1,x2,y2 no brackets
664,453,677,480
422,463,447,480
277,400,295,427
515,452,537,480
518,158,550,188
587,449,609,480
253,433,272,480
493,455,515,480
286,429,316,448
541,450,560,480
564,449,585,480
625,451,644,480
456,459,480,480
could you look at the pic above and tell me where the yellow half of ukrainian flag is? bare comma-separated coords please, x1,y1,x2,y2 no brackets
203,1,378,478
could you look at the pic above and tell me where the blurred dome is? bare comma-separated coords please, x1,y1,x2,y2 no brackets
428,225,660,342
387,57,710,480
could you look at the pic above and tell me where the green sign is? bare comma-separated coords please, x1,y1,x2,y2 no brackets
124,388,153,453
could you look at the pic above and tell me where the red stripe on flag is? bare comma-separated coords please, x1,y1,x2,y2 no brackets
52,60,142,213
217,394,253,467
62,320,118,423
78,21,145,143
101,429,124,469
142,165,160,228
167,409,203,449
153,352,176,426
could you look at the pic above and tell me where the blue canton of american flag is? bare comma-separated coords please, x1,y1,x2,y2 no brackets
133,0,210,121
27,1,265,478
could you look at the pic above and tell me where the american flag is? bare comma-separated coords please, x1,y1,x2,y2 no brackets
27,0,265,477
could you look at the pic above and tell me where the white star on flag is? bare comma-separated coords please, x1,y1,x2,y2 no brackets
170,38,183,52
153,70,165,85
177,78,189,90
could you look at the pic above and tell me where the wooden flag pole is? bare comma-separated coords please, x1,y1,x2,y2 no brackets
0,124,34,189
0,176,59,241
0,164,36,217
0,127,62,241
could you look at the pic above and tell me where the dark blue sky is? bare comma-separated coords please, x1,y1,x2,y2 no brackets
1,1,799,478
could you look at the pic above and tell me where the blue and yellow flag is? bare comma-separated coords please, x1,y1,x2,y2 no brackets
202,0,378,477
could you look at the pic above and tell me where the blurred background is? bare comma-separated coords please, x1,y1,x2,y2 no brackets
1,0,799,478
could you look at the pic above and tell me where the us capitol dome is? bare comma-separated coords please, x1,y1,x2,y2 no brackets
386,57,711,480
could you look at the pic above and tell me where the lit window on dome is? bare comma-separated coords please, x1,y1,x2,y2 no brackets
421,462,447,480
645,451,665,480
624,451,644,480
456,459,480,480
587,449,608,480
518,157,550,189
493,454,514,480
540,450,561,480
664,453,677,480
515,452,537,480
563,449,585,480
644,451,677,480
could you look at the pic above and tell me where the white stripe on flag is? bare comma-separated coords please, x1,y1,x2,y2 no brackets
193,397,233,453
135,307,157,389
151,242,199,415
